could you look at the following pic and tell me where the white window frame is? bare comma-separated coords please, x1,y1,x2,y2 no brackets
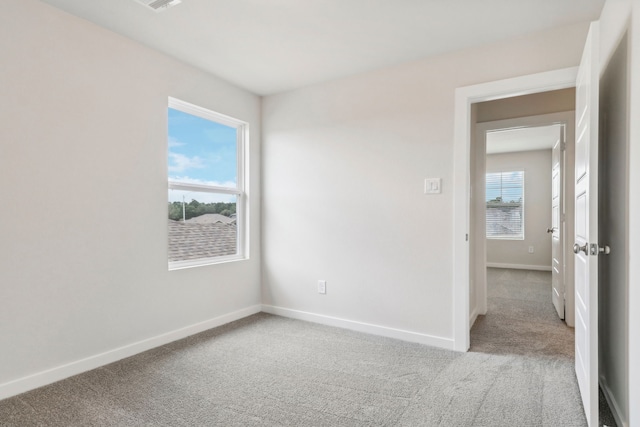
485,169,525,240
168,97,248,270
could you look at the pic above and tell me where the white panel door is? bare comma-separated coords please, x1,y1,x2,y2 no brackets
551,131,564,319
574,21,599,427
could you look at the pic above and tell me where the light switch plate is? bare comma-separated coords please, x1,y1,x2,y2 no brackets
424,178,442,194
318,280,326,294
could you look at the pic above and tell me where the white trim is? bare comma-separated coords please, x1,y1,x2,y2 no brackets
469,307,479,328
0,305,261,401
261,305,454,350
237,123,249,262
168,253,247,270
167,97,249,270
600,374,628,427
453,67,579,352
168,181,242,195
168,97,245,129
486,262,552,271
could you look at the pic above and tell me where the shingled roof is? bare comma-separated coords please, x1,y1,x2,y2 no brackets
168,220,237,262
185,213,236,225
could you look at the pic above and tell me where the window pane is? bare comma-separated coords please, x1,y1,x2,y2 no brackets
168,108,237,187
168,189,237,262
486,171,524,239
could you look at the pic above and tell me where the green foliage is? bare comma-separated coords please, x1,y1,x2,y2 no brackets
168,200,236,221
486,196,522,205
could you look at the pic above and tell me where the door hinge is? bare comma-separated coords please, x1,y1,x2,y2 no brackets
561,141,567,151
465,234,469,242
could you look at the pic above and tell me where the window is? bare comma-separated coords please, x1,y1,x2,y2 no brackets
486,171,524,240
167,97,247,269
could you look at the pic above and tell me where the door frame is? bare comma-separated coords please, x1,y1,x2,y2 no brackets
472,112,575,328
452,67,578,351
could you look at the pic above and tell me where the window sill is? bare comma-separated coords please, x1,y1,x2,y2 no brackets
486,236,525,241
168,254,248,271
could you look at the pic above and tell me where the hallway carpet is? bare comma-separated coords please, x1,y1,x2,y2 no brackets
470,268,574,358
472,267,616,427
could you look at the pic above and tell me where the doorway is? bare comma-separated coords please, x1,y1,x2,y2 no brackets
469,117,576,357
452,68,578,352
469,107,576,330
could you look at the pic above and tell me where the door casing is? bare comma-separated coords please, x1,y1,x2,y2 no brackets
453,67,578,351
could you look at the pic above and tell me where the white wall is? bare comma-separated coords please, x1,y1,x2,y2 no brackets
485,150,552,269
262,22,590,347
0,0,261,398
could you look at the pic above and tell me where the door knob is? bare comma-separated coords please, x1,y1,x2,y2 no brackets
573,243,588,255
547,227,556,233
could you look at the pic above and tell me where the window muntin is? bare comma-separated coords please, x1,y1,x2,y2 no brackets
486,171,524,240
167,98,247,269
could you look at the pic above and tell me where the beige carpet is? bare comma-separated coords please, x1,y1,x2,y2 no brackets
472,267,616,427
470,268,574,359
0,270,590,426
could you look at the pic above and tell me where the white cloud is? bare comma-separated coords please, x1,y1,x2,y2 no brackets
168,137,186,148
168,152,205,173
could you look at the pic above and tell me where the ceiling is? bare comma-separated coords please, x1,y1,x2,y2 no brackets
39,0,604,95
486,125,563,154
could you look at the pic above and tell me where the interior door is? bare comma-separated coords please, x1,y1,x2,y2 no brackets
574,21,599,427
551,130,565,319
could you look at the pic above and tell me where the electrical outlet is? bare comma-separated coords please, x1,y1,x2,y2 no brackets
318,280,326,294
528,246,534,254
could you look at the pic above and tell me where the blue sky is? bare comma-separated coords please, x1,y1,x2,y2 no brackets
168,108,237,186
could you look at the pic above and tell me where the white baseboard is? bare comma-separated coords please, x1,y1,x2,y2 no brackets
470,307,479,328
261,304,454,350
600,374,628,427
486,262,552,271
0,305,262,401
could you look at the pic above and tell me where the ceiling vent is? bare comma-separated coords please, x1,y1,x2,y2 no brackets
134,0,182,13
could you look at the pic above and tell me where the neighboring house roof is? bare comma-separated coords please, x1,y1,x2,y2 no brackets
168,220,237,262
185,213,236,224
